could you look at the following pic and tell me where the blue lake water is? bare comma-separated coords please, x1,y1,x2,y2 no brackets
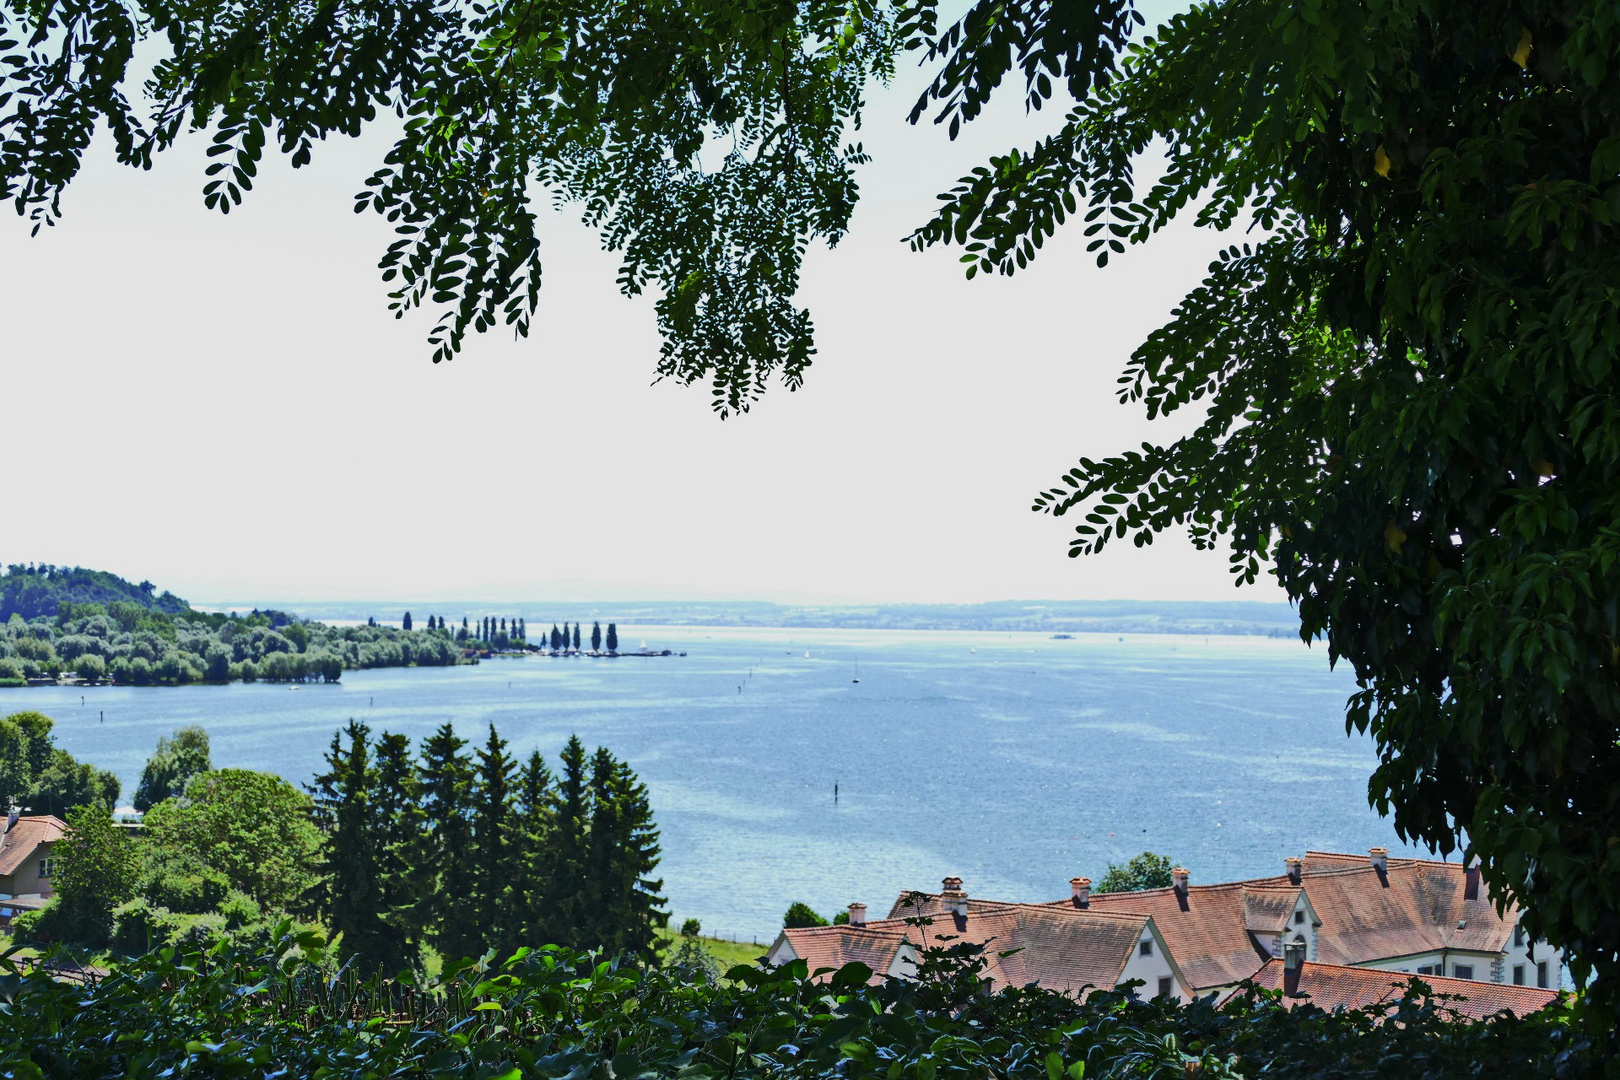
21,627,1426,942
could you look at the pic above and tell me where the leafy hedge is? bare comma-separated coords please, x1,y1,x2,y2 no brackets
0,929,1591,1080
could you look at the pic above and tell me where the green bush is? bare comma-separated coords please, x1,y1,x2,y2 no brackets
7,904,48,942
0,933,1587,1080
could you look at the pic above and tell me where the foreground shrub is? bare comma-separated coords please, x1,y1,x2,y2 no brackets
0,926,1591,1080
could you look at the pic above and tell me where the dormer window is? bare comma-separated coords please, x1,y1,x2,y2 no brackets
36,858,52,878
1514,925,1524,948
1293,909,1305,925
1139,938,1153,957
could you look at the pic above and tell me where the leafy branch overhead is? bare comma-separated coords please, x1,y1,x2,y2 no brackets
0,0,914,414
909,0,1620,1024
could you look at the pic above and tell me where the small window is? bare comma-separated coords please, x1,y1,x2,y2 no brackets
1139,938,1153,957
36,858,53,878
1512,966,1525,985
1453,964,1474,980
1514,925,1524,948
1416,965,1434,975
1157,976,1173,999
1537,962,1549,989
1293,909,1305,925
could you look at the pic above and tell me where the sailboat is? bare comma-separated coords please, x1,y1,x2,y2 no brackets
852,659,860,684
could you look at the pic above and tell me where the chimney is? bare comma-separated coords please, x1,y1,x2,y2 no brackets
1172,867,1190,894
847,903,867,928
1368,847,1389,873
1285,856,1302,884
1463,857,1481,901
1071,877,1092,908
3,808,16,835
1283,940,1306,996
941,876,969,917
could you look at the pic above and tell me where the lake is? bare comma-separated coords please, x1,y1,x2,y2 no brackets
23,626,1425,942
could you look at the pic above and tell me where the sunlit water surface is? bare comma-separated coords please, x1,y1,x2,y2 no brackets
28,627,1425,942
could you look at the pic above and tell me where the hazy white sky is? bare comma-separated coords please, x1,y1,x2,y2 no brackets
2,2,1280,608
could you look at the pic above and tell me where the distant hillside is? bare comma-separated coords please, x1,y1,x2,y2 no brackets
0,563,191,621
274,598,1303,638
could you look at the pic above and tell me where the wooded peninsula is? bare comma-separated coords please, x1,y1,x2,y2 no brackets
0,564,630,688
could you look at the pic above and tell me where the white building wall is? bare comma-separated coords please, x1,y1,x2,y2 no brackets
1117,926,1188,1003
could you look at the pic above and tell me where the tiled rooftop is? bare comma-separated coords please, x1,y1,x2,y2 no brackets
0,815,64,878
783,897,1154,994
1241,959,1558,1021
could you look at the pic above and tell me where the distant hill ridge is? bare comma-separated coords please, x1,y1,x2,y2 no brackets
0,563,192,622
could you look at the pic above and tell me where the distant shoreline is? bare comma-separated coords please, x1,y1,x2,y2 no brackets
206,599,1304,640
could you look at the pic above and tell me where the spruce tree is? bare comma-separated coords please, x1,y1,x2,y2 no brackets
370,731,422,972
585,747,667,960
549,735,591,944
511,751,555,946
605,623,618,653
590,622,602,652
417,724,479,961
309,721,393,972
470,724,517,957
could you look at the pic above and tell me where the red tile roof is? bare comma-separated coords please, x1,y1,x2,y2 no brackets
1240,959,1559,1021
1045,883,1288,991
784,898,1154,994
1276,852,1516,962
0,815,65,878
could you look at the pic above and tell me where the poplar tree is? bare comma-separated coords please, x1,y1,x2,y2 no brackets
605,624,618,654
590,622,602,652
572,624,581,651
402,612,412,631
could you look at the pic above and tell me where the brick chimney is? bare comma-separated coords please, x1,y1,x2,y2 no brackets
941,876,968,917
1368,847,1389,872
1172,867,1190,894
1285,856,1302,884
847,903,867,928
1071,877,1091,908
1283,940,1306,996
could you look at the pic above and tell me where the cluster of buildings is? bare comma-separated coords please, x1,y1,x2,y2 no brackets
0,813,1570,1021
768,849,1564,1021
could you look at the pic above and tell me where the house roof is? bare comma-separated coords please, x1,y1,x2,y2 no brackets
1240,959,1559,1021
1041,883,1292,990
0,815,65,877
1274,852,1517,962
787,898,1154,994
776,926,912,981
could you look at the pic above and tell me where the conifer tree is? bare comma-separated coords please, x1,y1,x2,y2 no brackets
591,622,602,652
605,624,618,654
310,720,392,972
402,612,413,631
370,731,421,971
548,735,591,943
511,750,555,945
585,747,667,960
417,724,478,961
550,625,563,652
572,624,581,651
469,724,517,957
